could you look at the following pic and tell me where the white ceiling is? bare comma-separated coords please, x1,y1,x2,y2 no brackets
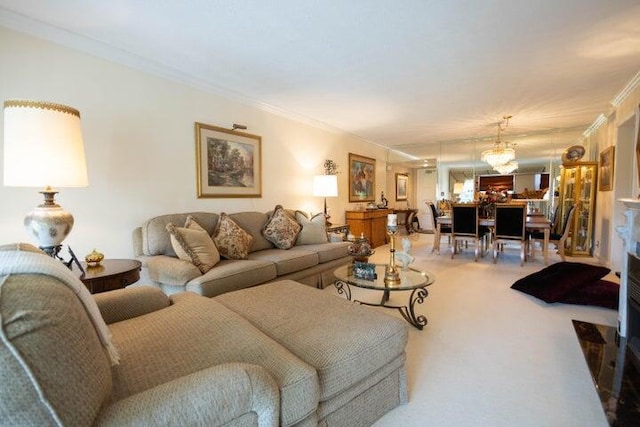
1,0,639,169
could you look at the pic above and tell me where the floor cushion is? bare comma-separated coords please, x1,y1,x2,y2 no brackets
511,261,610,303
561,279,620,309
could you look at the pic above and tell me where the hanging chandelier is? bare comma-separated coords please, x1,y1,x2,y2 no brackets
494,160,518,175
481,115,516,168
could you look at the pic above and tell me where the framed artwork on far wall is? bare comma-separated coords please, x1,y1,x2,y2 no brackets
598,146,615,192
348,153,376,202
195,122,262,198
396,173,408,201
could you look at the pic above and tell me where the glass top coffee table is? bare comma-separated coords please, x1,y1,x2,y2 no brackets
333,264,435,330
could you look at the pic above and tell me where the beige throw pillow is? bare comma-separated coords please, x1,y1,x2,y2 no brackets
213,213,254,259
166,216,220,273
263,205,302,249
295,211,328,245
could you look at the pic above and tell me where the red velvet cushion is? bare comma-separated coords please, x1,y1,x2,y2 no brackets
511,262,610,303
561,279,619,309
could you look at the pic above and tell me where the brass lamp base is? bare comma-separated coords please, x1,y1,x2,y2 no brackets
384,227,401,286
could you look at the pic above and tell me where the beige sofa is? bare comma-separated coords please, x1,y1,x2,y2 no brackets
1,244,409,426
133,210,351,297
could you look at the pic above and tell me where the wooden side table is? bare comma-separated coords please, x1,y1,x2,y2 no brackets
74,259,142,294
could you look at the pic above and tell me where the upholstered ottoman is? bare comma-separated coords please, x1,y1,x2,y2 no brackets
215,279,409,427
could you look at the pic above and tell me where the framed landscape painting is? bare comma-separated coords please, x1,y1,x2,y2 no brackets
195,122,262,198
396,173,408,201
349,153,376,202
598,146,614,192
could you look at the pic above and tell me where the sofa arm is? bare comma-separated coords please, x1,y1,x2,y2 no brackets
147,255,202,286
93,286,171,324
96,363,279,427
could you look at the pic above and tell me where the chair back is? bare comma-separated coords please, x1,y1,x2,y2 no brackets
559,205,576,240
550,205,561,234
406,209,418,233
451,204,478,236
494,203,527,240
0,247,112,426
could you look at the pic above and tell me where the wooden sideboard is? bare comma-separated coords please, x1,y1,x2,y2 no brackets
345,209,393,248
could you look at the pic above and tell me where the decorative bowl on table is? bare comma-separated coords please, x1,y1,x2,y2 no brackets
85,249,104,268
348,234,375,263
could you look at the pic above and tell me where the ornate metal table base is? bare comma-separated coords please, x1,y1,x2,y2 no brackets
334,280,428,330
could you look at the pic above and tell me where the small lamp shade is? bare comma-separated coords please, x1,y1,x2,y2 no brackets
3,100,88,251
3,100,88,187
453,182,464,194
313,175,338,197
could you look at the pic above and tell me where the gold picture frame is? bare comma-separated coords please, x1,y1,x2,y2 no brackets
598,146,615,192
195,122,262,198
396,173,408,201
348,153,376,202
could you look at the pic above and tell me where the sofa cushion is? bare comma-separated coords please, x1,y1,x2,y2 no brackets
108,292,319,426
295,211,329,245
216,280,409,401
291,242,350,264
141,212,219,256
247,248,318,276
263,205,301,250
166,216,220,273
213,213,254,260
228,212,274,252
186,259,278,297
511,261,611,303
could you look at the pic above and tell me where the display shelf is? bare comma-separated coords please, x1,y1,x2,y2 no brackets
559,162,597,256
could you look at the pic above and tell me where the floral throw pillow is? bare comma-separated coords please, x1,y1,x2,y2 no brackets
263,205,302,249
295,210,328,245
166,216,220,273
213,213,254,259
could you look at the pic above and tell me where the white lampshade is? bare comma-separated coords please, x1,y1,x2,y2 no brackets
453,182,464,194
3,100,88,251
313,175,338,197
3,100,88,187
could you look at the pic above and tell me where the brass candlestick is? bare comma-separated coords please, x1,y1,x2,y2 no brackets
384,226,401,286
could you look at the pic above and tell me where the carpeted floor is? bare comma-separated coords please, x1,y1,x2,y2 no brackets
324,233,619,426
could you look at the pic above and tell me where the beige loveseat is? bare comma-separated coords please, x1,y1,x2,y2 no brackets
133,209,351,297
1,244,409,426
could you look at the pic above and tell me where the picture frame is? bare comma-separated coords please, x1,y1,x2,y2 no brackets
195,122,262,198
396,173,408,201
348,153,376,202
598,146,615,192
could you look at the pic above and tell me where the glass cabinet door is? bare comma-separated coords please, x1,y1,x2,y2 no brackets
559,162,597,256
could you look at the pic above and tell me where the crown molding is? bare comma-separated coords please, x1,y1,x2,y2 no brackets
0,8,387,150
611,69,640,107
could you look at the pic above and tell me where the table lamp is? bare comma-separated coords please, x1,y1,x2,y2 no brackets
313,174,338,226
3,100,88,258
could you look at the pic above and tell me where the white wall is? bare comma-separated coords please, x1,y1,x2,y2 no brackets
591,83,640,270
0,27,388,258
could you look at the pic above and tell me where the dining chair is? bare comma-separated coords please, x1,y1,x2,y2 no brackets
492,203,527,266
529,205,576,261
429,202,451,253
451,203,486,261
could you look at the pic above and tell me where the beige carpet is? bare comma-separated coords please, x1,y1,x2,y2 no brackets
324,233,618,426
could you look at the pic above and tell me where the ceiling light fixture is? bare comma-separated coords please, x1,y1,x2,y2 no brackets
494,160,519,175
481,115,516,169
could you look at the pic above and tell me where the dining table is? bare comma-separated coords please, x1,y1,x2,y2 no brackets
433,215,552,265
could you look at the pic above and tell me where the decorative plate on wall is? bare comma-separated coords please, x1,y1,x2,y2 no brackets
562,145,586,163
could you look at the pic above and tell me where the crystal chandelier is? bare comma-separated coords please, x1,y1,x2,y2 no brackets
481,115,516,168
494,160,518,175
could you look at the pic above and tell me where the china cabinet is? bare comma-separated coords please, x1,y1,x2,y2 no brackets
558,162,597,256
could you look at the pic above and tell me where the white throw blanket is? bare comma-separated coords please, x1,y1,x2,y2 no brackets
0,248,120,365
